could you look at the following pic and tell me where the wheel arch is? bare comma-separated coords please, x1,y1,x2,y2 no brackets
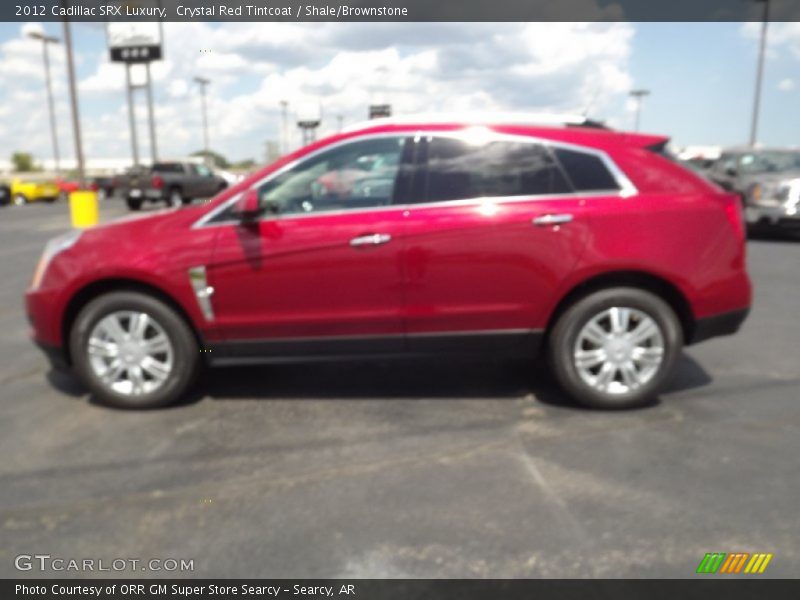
545,270,696,345
61,278,203,366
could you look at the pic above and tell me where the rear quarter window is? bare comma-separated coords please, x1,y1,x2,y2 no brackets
551,148,620,192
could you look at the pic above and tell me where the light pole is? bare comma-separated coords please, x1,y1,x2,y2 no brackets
750,0,770,147
629,89,650,132
62,21,85,187
28,30,61,176
279,100,289,154
194,76,210,165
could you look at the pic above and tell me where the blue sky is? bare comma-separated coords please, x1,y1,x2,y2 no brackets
0,21,798,167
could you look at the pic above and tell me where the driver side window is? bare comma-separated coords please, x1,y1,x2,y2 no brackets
257,137,406,216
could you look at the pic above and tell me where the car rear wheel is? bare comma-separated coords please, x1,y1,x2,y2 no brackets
126,197,142,211
70,291,200,409
547,287,682,410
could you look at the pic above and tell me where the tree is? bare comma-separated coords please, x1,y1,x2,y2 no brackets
231,159,256,170
190,150,229,168
11,152,36,172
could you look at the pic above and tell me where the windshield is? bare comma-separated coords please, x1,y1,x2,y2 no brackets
739,151,800,174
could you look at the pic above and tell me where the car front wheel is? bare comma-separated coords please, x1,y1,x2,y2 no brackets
70,291,200,409
548,287,682,410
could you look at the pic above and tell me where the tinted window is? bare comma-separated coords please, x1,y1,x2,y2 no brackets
552,148,620,192
256,137,406,215
153,163,185,173
423,138,570,203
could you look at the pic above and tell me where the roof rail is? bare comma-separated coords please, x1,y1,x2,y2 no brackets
343,112,608,132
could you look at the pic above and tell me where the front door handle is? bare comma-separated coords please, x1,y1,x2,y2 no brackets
533,213,573,227
350,233,392,248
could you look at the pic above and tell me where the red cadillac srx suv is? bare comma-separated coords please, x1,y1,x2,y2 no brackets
25,115,751,410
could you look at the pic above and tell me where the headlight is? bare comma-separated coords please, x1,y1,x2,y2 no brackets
749,181,791,205
30,230,82,290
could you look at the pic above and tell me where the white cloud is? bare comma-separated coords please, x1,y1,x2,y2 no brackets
778,78,795,91
1,22,636,165
741,22,800,59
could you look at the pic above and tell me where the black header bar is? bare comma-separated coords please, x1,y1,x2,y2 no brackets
4,0,800,22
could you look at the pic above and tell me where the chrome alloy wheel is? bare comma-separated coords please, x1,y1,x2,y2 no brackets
87,311,174,396
573,306,665,395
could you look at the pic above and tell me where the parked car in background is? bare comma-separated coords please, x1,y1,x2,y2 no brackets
90,176,117,200
708,148,800,231
55,177,80,201
9,178,60,205
0,183,10,207
119,161,228,210
26,114,751,410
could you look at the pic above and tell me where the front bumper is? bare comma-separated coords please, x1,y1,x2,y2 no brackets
34,340,70,372
745,204,800,228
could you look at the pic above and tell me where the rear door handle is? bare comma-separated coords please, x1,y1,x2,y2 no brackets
533,213,573,227
350,233,392,248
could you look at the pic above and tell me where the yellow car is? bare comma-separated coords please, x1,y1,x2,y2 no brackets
10,178,60,205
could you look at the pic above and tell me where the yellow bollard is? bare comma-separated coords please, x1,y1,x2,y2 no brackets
69,190,99,229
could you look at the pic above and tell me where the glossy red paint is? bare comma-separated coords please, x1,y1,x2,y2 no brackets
25,120,752,364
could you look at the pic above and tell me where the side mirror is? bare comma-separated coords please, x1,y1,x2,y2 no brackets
231,189,262,222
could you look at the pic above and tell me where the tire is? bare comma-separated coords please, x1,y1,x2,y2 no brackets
13,193,28,206
167,188,183,208
547,287,682,410
70,291,200,409
126,196,142,211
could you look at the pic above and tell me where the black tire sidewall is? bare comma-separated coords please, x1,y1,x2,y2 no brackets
548,287,683,410
70,292,199,409
126,197,142,211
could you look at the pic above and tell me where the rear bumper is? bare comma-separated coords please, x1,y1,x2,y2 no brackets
690,307,750,345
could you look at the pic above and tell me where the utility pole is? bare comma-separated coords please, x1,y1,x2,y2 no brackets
28,30,61,176
750,0,770,147
194,76,211,165
336,114,344,132
62,21,85,186
629,89,650,132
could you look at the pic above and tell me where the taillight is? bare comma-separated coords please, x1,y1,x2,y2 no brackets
151,175,164,189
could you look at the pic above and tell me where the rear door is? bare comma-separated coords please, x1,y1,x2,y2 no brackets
402,133,597,352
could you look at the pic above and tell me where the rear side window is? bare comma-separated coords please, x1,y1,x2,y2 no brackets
552,148,620,192
423,138,571,203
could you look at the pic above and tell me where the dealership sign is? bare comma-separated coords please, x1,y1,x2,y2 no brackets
106,2,163,63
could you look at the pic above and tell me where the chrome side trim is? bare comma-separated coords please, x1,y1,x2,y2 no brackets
188,266,215,322
191,128,639,230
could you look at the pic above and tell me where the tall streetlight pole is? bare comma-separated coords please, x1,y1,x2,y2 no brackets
144,62,158,162
28,31,61,176
279,100,289,154
629,89,650,132
750,0,770,147
194,76,210,165
62,21,85,187
125,64,140,167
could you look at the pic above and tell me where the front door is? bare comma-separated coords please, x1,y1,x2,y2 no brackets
205,135,413,357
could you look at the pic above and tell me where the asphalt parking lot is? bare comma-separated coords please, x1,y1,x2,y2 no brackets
1,200,798,579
